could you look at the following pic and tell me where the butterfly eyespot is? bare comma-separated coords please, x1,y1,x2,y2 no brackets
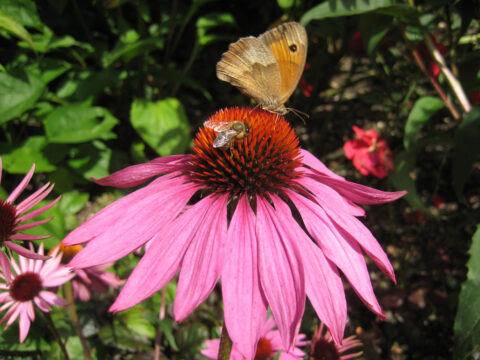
289,44,297,52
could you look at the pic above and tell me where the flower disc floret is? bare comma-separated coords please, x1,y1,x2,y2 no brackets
190,107,303,196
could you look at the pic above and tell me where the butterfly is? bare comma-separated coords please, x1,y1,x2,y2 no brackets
216,22,308,116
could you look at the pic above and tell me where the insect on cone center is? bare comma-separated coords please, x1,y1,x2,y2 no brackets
189,107,302,197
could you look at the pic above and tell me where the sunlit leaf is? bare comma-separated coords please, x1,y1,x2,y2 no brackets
0,70,45,124
404,96,444,149
130,98,190,156
44,104,118,143
301,0,416,25
0,136,56,173
454,224,480,360
0,10,35,49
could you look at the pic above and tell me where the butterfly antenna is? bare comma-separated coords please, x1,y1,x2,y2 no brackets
286,107,309,125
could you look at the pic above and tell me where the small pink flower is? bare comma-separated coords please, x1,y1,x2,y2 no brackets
64,108,406,358
0,244,74,342
52,243,123,301
202,316,309,360
0,158,60,261
343,126,394,178
310,323,362,360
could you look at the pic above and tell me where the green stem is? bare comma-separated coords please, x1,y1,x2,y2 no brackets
63,283,93,360
43,311,70,360
424,34,471,114
400,27,461,120
217,325,232,360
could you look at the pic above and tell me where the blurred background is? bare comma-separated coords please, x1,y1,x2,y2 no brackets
0,0,479,359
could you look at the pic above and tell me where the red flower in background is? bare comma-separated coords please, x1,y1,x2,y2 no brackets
469,90,480,106
344,126,394,179
348,31,393,58
299,63,313,97
416,35,447,79
349,31,366,58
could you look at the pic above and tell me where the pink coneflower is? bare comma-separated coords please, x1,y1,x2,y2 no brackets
343,126,394,178
310,323,362,360
64,107,406,359
51,243,123,301
0,244,74,342
0,158,60,260
202,316,309,360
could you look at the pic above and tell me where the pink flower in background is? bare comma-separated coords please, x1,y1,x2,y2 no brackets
344,126,394,178
201,316,309,360
52,243,123,301
0,158,60,261
310,323,363,360
0,244,74,342
63,108,406,359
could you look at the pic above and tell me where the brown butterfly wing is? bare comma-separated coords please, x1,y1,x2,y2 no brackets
258,22,307,105
216,37,282,107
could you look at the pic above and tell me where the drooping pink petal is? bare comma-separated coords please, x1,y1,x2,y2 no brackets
14,217,54,231
307,171,406,204
33,296,51,312
16,196,61,223
15,183,54,215
256,196,305,351
6,164,35,204
109,195,217,312
67,178,198,268
298,175,365,217
39,291,69,307
4,242,49,260
0,252,12,282
318,202,396,282
18,306,32,343
288,192,384,317
94,155,190,188
9,234,50,241
174,195,229,321
222,195,267,360
299,149,344,180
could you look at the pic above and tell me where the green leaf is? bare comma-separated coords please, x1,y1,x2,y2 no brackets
404,96,444,149
196,13,236,46
389,149,429,212
130,98,190,156
102,37,164,68
159,319,179,351
0,70,45,124
27,58,72,84
58,190,89,215
358,13,393,55
301,0,415,25
44,104,118,143
56,69,120,103
0,0,42,27
122,306,156,339
452,107,480,198
68,141,114,180
175,322,209,358
0,136,56,173
454,224,480,359
0,9,35,49
278,0,295,9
